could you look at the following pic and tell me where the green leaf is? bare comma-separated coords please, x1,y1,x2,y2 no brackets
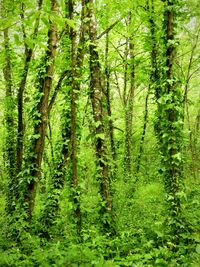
96,133,105,140
51,14,65,27
32,134,40,139
14,34,21,45
25,37,34,49
41,17,49,26
196,244,200,254
172,152,182,161
94,121,102,128
66,18,76,29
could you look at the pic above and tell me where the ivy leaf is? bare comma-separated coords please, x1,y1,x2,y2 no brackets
172,152,182,161
196,244,200,254
32,134,40,139
25,37,34,49
51,14,65,27
14,34,21,45
66,18,76,29
94,121,102,128
41,17,49,27
96,133,105,140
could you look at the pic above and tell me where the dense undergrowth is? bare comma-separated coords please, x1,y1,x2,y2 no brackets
1,179,200,266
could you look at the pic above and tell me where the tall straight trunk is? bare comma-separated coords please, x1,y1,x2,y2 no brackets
23,0,57,220
16,0,43,175
41,0,86,238
164,0,181,204
68,0,81,237
147,0,161,144
40,95,71,238
123,16,135,181
87,0,113,232
136,86,150,173
105,32,117,173
3,27,16,214
136,0,159,173
155,0,184,239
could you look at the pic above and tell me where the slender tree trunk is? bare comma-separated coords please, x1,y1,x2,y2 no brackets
156,0,184,239
3,27,16,214
136,86,150,173
136,0,159,173
68,0,82,237
105,32,117,167
87,0,113,232
123,17,135,181
16,0,43,175
41,0,86,238
23,0,57,220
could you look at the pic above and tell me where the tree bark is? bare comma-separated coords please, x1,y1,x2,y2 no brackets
23,0,57,220
41,0,86,238
136,86,150,173
87,0,113,232
68,0,82,237
156,0,184,239
136,0,159,173
3,27,16,214
16,0,43,175
123,15,135,181
105,32,117,175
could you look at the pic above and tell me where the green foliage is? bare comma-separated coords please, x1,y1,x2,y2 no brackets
0,0,200,266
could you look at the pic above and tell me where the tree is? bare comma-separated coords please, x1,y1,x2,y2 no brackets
3,25,16,214
21,0,58,220
86,0,114,232
155,0,185,239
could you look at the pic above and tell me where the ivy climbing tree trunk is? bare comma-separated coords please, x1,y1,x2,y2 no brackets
156,0,185,239
41,0,86,238
16,0,43,175
87,0,114,233
22,0,58,220
68,0,82,238
3,27,16,214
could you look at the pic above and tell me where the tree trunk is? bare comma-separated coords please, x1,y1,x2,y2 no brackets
136,86,150,173
123,16,135,181
87,0,113,232
23,0,57,220
156,0,184,239
136,0,159,173
41,0,86,238
68,0,82,237
16,0,43,175
3,27,16,214
105,32,117,171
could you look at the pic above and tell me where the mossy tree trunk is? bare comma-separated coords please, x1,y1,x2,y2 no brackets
3,27,16,215
156,0,185,239
16,0,43,175
41,0,86,239
87,0,114,233
22,0,58,221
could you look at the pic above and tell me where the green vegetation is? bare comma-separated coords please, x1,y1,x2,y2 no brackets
0,0,200,266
